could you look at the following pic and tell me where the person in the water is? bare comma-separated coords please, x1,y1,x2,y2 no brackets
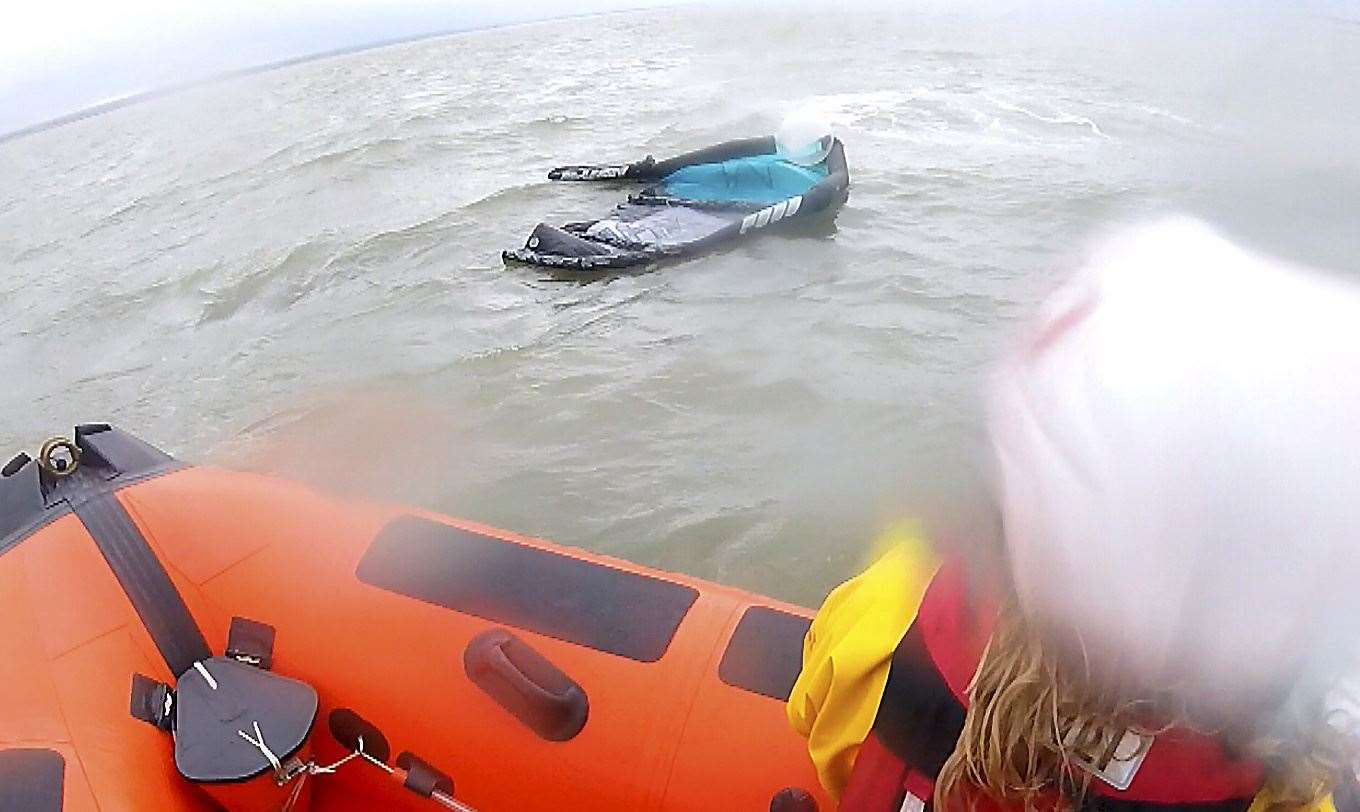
790,219,1360,811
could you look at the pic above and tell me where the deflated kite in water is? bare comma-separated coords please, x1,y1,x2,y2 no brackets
503,132,850,272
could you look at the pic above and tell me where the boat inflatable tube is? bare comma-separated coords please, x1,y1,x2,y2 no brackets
504,136,850,272
0,425,830,811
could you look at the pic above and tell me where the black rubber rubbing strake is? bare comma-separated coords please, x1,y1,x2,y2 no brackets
73,494,210,678
1,426,206,682
0,748,65,812
2,424,179,558
358,516,698,662
718,606,811,701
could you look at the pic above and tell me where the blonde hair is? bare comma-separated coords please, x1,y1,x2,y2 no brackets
932,598,1347,811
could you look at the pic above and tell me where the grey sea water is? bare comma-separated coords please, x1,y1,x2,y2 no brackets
2,5,1357,605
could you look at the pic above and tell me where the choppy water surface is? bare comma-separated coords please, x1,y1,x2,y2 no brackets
3,6,1357,605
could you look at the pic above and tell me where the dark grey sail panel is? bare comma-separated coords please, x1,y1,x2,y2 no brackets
505,137,849,273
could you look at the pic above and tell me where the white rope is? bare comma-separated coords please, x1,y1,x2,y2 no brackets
308,749,361,775
236,721,282,775
193,661,218,690
280,770,308,812
277,732,481,812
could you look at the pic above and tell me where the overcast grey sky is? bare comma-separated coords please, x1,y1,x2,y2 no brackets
0,1,676,136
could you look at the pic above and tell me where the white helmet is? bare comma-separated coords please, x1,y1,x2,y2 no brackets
990,218,1360,710
775,111,833,167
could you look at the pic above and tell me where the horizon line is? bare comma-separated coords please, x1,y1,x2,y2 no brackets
0,5,671,147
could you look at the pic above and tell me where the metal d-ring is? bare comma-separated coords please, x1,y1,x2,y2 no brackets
37,437,81,477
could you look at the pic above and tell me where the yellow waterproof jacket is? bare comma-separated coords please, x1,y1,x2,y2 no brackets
786,533,941,799
786,536,1341,812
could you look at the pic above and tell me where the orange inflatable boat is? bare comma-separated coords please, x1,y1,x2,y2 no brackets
0,425,830,812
